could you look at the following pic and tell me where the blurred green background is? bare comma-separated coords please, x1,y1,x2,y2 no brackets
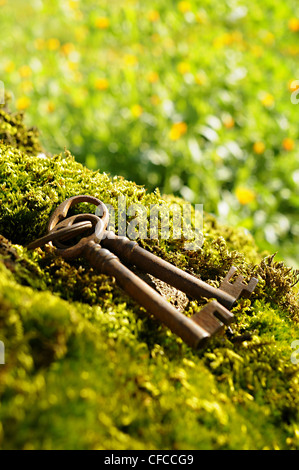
1,0,299,266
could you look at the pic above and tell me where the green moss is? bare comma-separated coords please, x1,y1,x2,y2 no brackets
0,92,42,157
0,103,299,450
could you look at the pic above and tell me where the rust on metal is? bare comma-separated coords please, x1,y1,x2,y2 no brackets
47,195,109,258
219,266,258,299
26,221,93,250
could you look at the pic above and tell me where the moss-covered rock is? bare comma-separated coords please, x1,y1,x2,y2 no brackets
0,102,298,450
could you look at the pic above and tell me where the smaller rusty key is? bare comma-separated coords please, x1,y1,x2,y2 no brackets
26,195,235,349
100,232,258,309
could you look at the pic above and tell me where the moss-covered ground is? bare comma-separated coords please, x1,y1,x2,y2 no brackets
0,99,298,450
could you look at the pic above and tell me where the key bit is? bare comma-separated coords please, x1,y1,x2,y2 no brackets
191,300,234,336
219,266,258,300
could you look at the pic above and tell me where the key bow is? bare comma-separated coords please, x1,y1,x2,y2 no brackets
47,195,109,258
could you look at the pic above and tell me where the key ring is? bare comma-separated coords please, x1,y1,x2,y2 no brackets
27,195,109,258
26,220,93,251
47,195,109,259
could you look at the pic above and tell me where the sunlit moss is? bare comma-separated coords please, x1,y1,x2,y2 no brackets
0,104,299,450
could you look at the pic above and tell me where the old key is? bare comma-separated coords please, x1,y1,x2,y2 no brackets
26,195,256,349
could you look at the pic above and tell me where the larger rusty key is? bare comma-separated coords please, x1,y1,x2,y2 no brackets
27,195,236,349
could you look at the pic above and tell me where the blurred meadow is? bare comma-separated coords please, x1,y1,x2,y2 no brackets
1,0,299,265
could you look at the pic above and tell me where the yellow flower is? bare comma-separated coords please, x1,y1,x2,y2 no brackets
223,115,235,129
131,104,143,117
68,0,79,9
288,18,299,32
213,33,231,48
283,138,295,151
95,78,109,90
261,31,275,46
4,61,15,73
47,101,55,113
147,10,160,22
288,79,299,92
19,65,32,78
260,92,274,108
80,388,96,401
47,38,60,50
34,38,46,50
146,71,159,83
123,54,138,67
253,141,265,154
95,17,110,29
235,187,256,205
169,122,188,141
16,96,31,111
178,1,191,13
67,60,78,71
61,42,75,56
213,31,242,48
177,61,191,74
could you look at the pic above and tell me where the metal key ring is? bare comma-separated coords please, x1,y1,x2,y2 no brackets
52,213,103,249
47,195,109,259
26,220,93,251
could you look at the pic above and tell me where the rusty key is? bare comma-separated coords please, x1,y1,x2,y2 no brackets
100,232,258,309
82,240,234,349
26,195,235,349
